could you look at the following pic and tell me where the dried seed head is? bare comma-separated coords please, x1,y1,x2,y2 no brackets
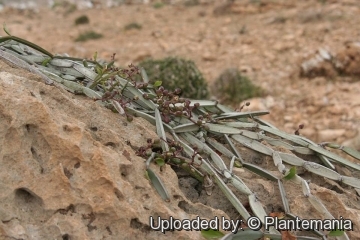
156,99,164,105
156,89,162,96
174,88,182,95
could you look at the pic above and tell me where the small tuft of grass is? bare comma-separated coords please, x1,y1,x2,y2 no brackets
184,0,200,7
75,31,103,42
124,22,142,31
75,15,90,25
153,2,165,9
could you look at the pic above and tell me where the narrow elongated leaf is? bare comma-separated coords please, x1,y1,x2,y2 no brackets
205,123,243,135
62,74,77,81
224,134,243,161
174,100,218,108
173,123,199,133
248,194,267,224
155,108,169,152
341,176,360,188
232,135,273,156
206,137,235,159
303,162,341,181
17,54,49,64
286,213,327,238
146,168,170,202
230,175,253,195
82,87,103,99
342,146,360,160
293,146,314,155
272,151,282,167
308,194,334,219
0,35,54,57
50,58,74,67
243,162,278,181
258,125,309,146
212,170,251,220
73,63,98,80
214,110,269,120
308,144,360,171
140,67,149,83
278,180,289,213
237,130,260,140
317,154,335,170
278,152,305,166
145,152,156,169
222,122,258,128
62,80,85,93
301,179,311,196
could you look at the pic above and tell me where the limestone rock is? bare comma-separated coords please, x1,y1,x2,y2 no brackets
0,59,213,240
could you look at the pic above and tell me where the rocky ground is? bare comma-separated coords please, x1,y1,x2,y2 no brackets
1,0,360,239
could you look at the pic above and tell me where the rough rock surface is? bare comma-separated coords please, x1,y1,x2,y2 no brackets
0,59,223,240
1,58,360,240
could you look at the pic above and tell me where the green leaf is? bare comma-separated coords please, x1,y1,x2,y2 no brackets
153,80,162,87
234,161,242,168
155,157,165,166
284,166,296,180
342,146,360,160
328,228,345,236
3,23,11,36
146,168,170,202
201,229,224,239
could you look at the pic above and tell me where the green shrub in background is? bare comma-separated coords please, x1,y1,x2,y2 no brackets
211,68,263,105
75,15,90,25
124,22,142,31
75,31,103,42
138,57,209,99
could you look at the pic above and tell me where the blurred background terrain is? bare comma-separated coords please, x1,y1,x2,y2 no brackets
1,0,359,149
